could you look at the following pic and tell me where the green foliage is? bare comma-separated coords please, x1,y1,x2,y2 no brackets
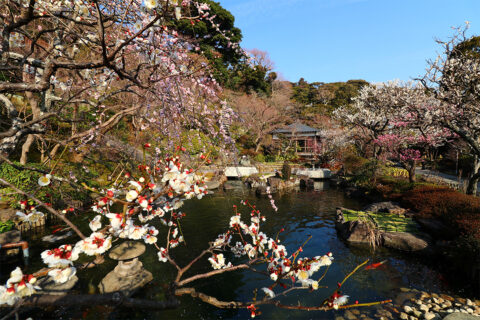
374,175,415,197
0,71,10,82
181,130,220,157
0,161,47,205
172,1,274,95
236,64,273,95
254,153,265,162
292,78,317,105
176,0,242,65
292,79,369,119
342,153,369,175
264,154,294,163
0,220,15,233
452,35,480,59
352,160,380,186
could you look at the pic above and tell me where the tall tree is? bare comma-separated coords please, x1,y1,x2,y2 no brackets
228,80,291,152
418,25,480,194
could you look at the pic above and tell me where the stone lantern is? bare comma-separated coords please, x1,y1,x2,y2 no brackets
98,241,153,296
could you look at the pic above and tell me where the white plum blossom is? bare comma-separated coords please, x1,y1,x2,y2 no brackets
48,267,77,284
243,244,257,259
144,0,158,10
106,213,123,230
261,287,275,298
38,174,52,186
213,233,231,247
41,244,79,267
297,279,319,290
129,181,143,192
89,215,102,231
333,295,349,309
229,215,241,228
208,254,228,270
126,190,139,202
0,268,39,306
231,242,245,257
158,247,168,262
75,232,112,256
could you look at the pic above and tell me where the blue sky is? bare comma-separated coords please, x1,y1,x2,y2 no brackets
218,0,480,83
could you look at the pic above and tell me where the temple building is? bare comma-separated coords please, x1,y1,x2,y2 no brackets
271,122,322,160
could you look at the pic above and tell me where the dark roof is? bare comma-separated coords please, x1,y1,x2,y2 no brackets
272,122,320,134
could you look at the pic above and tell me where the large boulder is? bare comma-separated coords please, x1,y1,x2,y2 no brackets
239,156,251,166
382,232,430,252
363,201,407,215
267,177,285,192
245,174,264,189
336,220,378,245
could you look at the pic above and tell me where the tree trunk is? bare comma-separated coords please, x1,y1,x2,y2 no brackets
254,137,263,153
407,160,417,183
48,143,61,164
20,134,34,164
72,104,78,136
20,91,41,165
466,155,480,195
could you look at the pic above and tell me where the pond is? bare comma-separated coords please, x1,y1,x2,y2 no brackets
6,183,455,319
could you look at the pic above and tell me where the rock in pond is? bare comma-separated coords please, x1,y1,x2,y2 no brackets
335,220,379,246
362,201,407,215
382,232,430,252
336,207,432,252
205,180,221,190
38,275,79,295
443,313,479,320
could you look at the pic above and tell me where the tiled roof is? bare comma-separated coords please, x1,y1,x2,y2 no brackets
272,122,320,133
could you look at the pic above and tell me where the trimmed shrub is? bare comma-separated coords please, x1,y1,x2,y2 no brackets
401,185,480,239
402,186,480,218
343,153,369,175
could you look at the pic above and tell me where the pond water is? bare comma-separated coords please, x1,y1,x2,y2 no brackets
7,183,456,319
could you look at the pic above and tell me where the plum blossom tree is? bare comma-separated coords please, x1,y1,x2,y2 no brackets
418,24,480,194
333,82,400,158
0,0,233,163
334,81,452,182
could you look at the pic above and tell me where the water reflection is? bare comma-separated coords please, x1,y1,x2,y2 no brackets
314,180,330,190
